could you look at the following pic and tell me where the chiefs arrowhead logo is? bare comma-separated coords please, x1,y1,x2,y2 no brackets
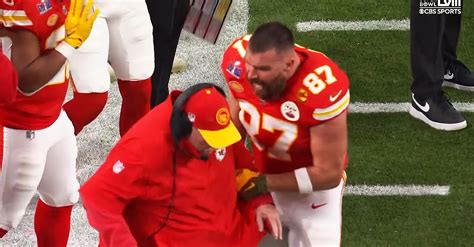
216,108,230,126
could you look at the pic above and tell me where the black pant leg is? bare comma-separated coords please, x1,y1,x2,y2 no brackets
410,0,446,98
442,10,462,64
147,0,190,108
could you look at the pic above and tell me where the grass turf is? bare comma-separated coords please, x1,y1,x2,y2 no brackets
248,0,474,102
344,113,474,246
248,0,474,245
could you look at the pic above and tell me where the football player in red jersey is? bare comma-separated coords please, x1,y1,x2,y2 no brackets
222,22,349,246
64,0,155,136
0,0,98,245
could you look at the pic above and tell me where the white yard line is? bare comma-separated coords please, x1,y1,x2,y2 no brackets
296,19,410,32
345,185,450,196
349,102,474,113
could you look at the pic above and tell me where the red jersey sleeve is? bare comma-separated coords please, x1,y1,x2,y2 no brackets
0,53,17,105
222,35,253,98
221,36,245,81
0,0,67,48
295,50,350,124
1,0,37,34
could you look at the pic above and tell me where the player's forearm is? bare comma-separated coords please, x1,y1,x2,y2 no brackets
307,164,343,190
266,165,343,192
266,172,299,192
17,50,66,94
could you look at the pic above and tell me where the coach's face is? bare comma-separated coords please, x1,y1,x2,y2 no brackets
188,128,213,160
245,48,292,100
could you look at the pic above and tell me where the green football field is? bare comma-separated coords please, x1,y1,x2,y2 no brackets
249,1,474,245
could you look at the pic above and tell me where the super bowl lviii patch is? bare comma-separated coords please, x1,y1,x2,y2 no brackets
226,60,242,79
37,0,52,15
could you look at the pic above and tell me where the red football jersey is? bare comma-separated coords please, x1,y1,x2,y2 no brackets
0,52,17,106
0,0,69,130
222,36,350,174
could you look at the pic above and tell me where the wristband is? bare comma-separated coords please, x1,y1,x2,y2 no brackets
55,41,75,60
294,167,313,193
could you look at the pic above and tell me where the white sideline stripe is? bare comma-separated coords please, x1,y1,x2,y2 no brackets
349,102,474,113
296,19,410,32
345,185,450,196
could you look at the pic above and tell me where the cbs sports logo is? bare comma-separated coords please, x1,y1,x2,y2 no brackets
419,0,462,15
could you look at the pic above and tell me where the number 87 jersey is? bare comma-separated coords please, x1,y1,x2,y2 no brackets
221,36,350,174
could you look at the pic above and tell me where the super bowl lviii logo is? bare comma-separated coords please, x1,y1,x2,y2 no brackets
419,0,462,15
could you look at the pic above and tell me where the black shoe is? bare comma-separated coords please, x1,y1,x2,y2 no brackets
443,60,474,91
409,92,467,131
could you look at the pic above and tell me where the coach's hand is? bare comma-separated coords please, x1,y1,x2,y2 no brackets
236,168,268,201
255,204,282,240
64,0,99,48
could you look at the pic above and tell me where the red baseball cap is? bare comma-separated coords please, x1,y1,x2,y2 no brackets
183,87,241,148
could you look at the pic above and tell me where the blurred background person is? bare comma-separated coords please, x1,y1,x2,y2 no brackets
409,0,473,131
145,0,190,108
66,0,155,136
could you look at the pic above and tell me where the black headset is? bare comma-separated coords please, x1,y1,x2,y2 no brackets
170,83,226,145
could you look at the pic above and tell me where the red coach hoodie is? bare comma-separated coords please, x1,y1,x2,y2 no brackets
80,91,272,247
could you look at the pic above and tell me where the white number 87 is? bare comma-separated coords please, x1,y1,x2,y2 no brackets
238,100,298,161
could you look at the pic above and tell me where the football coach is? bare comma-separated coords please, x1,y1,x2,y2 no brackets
80,83,282,247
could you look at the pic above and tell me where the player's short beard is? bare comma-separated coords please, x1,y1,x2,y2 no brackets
250,74,287,101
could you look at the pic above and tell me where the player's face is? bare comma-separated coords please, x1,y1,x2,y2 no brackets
245,48,290,100
188,128,214,159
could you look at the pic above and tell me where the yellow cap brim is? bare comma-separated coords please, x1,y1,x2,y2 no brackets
198,121,242,148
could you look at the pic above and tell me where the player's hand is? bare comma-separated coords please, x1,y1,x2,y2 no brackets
64,0,100,48
255,204,282,240
236,168,268,201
